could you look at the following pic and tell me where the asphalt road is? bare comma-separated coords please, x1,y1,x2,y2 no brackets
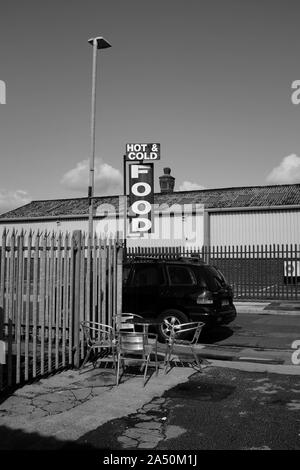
157,367,300,450
200,312,300,350
76,365,300,450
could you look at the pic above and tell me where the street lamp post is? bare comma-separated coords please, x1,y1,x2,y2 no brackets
87,36,111,239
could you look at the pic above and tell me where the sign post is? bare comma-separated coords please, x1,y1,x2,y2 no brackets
0,341,6,365
123,155,127,248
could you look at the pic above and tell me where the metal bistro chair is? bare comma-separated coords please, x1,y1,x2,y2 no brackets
80,321,117,371
115,312,144,333
163,321,205,373
116,331,159,386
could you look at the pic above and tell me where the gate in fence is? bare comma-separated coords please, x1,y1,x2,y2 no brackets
125,244,300,300
0,229,123,394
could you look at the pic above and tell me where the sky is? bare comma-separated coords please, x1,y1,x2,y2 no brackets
1,0,300,214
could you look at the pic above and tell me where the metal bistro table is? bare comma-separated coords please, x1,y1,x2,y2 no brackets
132,318,161,334
131,319,166,363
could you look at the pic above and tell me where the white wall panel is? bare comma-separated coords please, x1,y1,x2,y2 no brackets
210,210,300,246
1,209,299,248
0,211,205,247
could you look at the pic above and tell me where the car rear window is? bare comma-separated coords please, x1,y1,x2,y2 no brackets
167,265,196,285
193,265,227,290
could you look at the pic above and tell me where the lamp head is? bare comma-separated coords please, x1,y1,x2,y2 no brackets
88,37,111,49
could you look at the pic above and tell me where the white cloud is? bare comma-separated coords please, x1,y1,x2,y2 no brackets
61,158,123,196
178,181,206,191
0,189,31,215
266,154,300,184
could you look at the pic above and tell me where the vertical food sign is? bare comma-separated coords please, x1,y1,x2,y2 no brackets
125,143,160,236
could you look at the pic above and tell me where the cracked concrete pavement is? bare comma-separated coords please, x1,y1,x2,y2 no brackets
115,398,186,450
0,364,196,449
1,358,300,450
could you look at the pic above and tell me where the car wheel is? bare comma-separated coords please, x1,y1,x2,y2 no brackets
157,309,189,343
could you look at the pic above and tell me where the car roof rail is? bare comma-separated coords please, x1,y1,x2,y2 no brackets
129,253,205,264
126,254,206,264
175,255,205,263
128,255,189,262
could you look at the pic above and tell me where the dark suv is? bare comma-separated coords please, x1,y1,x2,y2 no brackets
122,257,237,342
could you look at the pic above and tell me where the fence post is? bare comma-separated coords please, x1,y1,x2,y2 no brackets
0,306,4,390
73,230,82,369
114,240,124,330
0,229,6,390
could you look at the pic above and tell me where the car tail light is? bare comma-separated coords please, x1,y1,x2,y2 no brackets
196,290,214,304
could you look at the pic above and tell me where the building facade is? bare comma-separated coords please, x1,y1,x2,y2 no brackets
0,169,300,248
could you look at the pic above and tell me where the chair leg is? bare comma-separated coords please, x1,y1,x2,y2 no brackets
113,357,118,383
112,347,116,370
143,355,150,386
92,351,99,368
80,346,92,370
164,344,173,374
164,349,169,373
191,346,202,371
116,352,121,385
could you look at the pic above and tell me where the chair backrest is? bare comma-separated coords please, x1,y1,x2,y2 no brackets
81,321,114,345
115,313,144,333
167,321,205,345
118,331,150,354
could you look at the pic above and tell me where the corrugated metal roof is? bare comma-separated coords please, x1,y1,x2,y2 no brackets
1,184,300,220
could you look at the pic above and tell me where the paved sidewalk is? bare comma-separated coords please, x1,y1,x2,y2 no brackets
235,300,300,315
194,343,294,365
162,341,296,366
0,365,195,450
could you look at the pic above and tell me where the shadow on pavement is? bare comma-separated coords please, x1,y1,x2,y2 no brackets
0,425,97,451
199,325,234,344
